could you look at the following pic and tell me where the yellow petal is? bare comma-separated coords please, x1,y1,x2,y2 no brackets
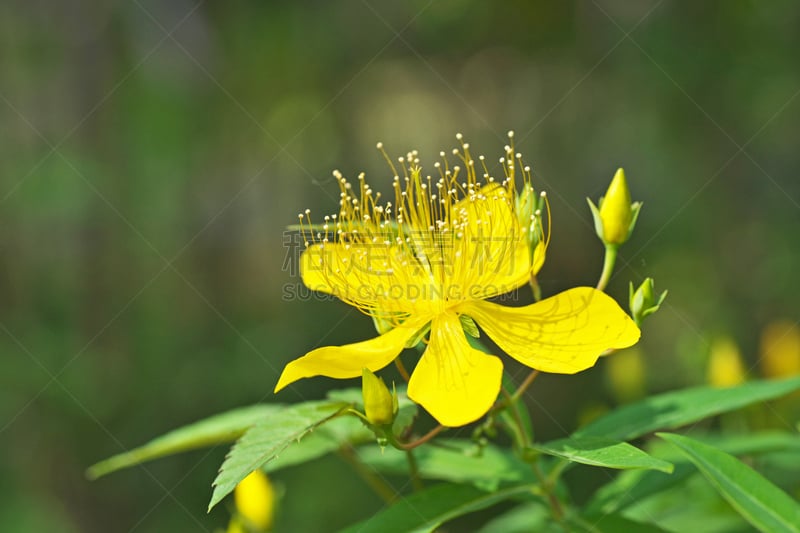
460,287,640,374
301,243,432,316
407,312,503,426
274,320,424,392
449,184,531,299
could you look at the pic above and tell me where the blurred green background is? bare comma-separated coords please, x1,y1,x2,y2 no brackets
1,1,798,531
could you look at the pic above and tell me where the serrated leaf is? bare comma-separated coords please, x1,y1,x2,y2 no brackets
532,436,673,473
577,377,800,441
659,432,800,533
87,404,281,480
339,483,536,533
263,415,373,473
208,400,347,511
357,439,533,490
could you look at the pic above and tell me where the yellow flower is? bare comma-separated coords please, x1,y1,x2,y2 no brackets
605,348,646,403
275,134,640,426
760,320,800,379
234,470,275,532
707,337,746,387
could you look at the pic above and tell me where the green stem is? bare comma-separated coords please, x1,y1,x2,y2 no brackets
511,370,540,403
532,462,566,525
500,385,569,530
406,450,424,491
529,273,543,302
500,388,531,449
394,357,411,382
596,244,618,292
339,445,397,504
387,424,444,451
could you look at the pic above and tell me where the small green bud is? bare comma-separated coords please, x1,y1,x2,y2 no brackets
515,184,548,274
587,168,642,246
629,278,668,326
361,368,396,426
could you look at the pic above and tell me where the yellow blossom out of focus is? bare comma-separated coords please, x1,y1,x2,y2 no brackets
707,337,746,387
227,519,247,533
605,348,646,403
234,470,275,532
760,320,800,379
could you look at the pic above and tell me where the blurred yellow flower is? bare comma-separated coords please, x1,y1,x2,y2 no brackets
605,348,646,403
707,337,746,387
234,470,274,532
276,134,640,426
226,519,246,533
760,320,800,379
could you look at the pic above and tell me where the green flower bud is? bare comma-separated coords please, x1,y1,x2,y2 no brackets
587,168,642,246
629,278,668,326
515,184,548,275
361,368,396,426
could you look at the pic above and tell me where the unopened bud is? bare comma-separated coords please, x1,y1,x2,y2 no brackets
588,168,642,246
362,368,396,426
515,184,548,275
629,278,667,326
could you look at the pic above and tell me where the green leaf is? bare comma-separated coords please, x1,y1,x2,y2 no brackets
357,439,534,490
86,404,281,480
647,431,800,463
587,431,800,516
339,483,536,533
577,377,800,441
531,436,673,473
571,512,670,533
208,400,347,512
476,502,552,533
263,415,373,473
621,471,751,533
658,432,800,533
586,463,695,516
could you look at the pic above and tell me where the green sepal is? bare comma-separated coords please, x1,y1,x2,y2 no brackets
586,197,604,241
459,314,480,338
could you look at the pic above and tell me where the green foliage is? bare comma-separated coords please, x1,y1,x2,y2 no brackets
208,400,349,511
358,439,533,490
339,483,539,533
659,433,800,533
532,436,673,473
86,404,283,479
577,377,800,440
